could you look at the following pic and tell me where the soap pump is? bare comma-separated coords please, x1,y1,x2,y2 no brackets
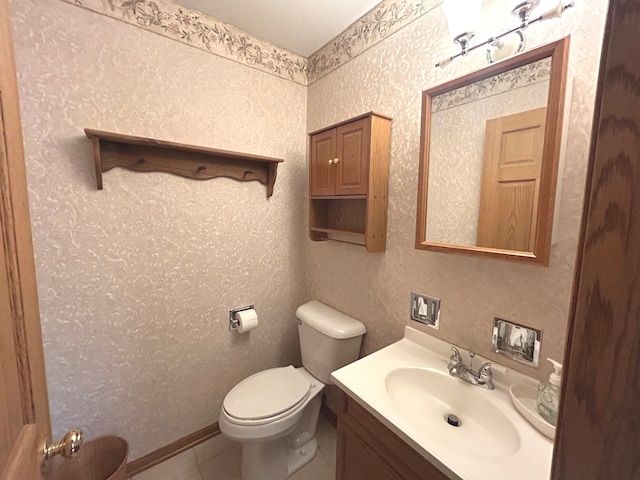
537,358,562,426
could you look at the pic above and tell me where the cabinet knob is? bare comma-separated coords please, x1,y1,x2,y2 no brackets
333,157,340,164
328,158,334,165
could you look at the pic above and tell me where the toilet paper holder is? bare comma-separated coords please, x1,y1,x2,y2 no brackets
229,305,254,331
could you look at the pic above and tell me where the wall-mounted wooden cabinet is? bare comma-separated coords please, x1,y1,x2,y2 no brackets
336,390,449,480
309,112,391,252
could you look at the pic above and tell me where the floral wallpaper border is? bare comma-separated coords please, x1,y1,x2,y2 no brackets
61,0,309,84
60,0,436,86
307,0,437,84
432,57,552,113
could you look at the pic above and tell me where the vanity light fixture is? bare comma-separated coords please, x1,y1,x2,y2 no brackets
436,0,575,68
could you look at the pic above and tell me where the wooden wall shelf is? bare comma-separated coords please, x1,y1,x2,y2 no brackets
85,129,284,197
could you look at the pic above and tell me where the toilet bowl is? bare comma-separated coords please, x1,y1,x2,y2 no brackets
219,367,323,479
219,301,366,480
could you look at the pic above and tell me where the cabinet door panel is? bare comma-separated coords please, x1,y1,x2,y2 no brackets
337,426,402,480
338,392,451,480
310,129,336,196
335,119,369,195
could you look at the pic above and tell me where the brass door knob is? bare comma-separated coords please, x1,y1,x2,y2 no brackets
43,428,83,460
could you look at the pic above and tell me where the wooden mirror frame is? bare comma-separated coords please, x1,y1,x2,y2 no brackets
415,36,570,266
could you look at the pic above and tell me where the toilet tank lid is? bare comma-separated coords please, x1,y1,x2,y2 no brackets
296,301,366,339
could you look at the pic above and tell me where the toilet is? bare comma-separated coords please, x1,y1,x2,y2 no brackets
219,300,366,480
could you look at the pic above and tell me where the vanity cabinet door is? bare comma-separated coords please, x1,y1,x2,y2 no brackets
336,391,450,480
337,426,402,480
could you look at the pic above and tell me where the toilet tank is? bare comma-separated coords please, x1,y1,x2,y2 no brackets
296,301,366,384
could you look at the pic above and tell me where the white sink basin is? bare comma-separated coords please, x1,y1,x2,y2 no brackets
331,326,553,480
385,367,520,459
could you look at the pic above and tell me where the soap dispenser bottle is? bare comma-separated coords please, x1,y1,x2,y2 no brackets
537,358,562,426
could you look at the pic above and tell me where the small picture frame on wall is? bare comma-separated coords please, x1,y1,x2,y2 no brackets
491,317,541,367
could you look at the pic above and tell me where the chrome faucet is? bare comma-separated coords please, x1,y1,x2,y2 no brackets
447,346,494,390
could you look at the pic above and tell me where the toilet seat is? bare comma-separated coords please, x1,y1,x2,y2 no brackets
223,366,311,425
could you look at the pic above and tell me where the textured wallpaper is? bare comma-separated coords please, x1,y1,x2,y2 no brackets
427,80,549,245
10,0,307,460
9,0,608,464
305,0,608,382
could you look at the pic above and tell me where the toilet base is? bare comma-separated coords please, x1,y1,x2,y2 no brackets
241,437,317,480
239,393,322,480
286,437,317,477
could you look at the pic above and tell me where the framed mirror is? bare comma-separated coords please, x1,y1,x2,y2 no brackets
415,37,570,265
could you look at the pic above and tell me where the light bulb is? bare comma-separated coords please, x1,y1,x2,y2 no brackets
441,0,483,41
486,30,526,63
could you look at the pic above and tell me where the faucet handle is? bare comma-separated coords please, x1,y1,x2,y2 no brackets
479,362,492,375
447,347,462,376
448,346,461,370
449,346,461,362
479,362,494,389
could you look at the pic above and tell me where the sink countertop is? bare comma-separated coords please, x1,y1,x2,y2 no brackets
330,326,553,480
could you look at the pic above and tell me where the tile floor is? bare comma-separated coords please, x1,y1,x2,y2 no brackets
131,415,336,480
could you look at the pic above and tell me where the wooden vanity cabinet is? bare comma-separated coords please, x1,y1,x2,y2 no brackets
336,390,450,480
309,112,391,252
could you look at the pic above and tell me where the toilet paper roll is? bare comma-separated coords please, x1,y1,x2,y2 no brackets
235,308,259,333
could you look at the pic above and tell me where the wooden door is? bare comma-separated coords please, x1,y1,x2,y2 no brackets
310,129,336,196
551,0,640,478
477,107,547,251
335,118,369,195
0,0,51,478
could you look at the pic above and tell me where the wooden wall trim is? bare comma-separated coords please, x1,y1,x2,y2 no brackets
126,423,220,478
551,0,640,478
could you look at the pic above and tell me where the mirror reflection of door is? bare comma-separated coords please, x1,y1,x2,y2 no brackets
424,56,551,248
477,107,547,251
